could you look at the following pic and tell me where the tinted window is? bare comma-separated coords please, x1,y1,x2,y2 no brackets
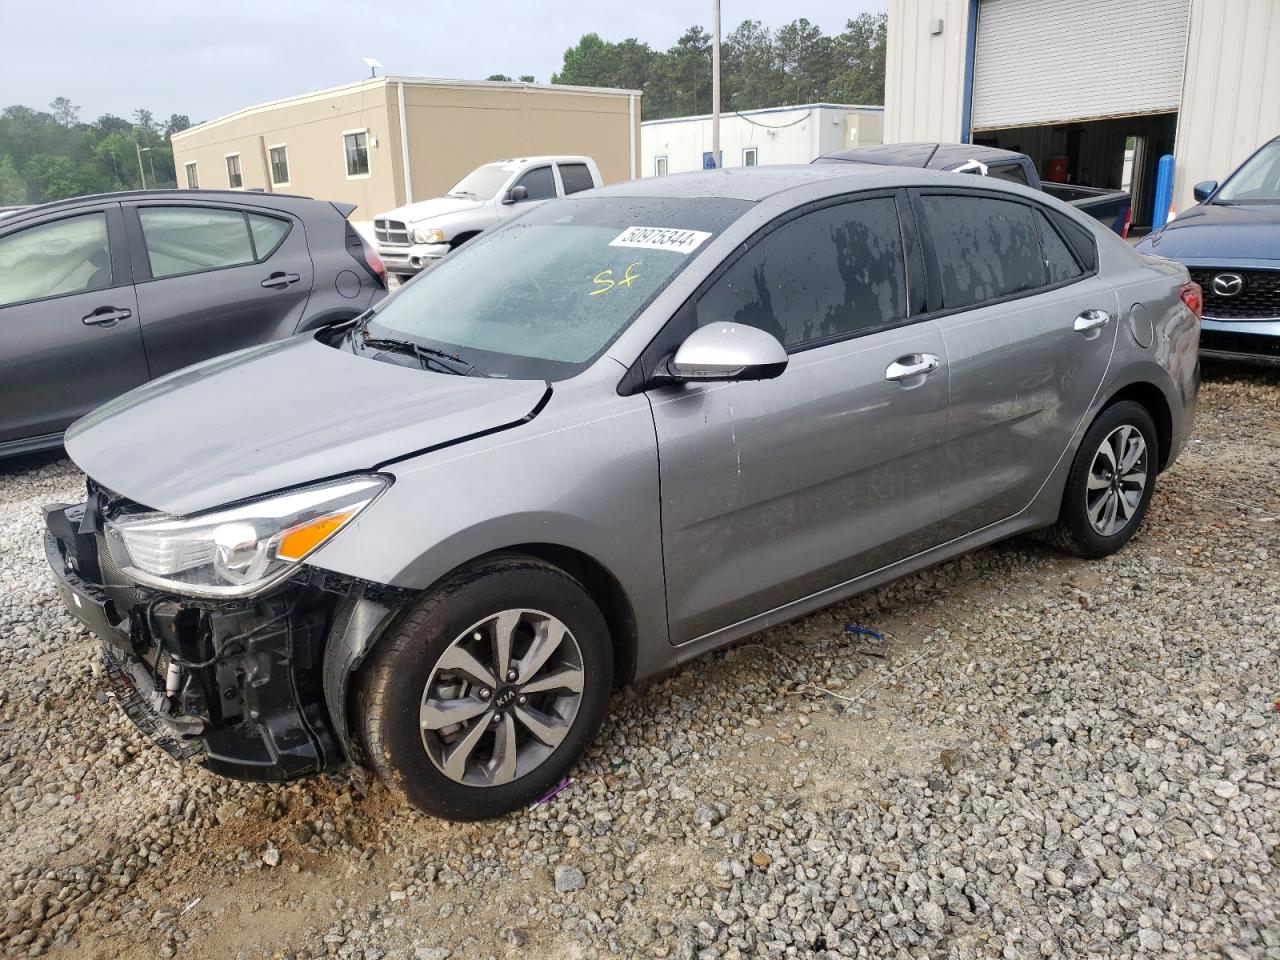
1034,209,1083,283
515,166,556,201
697,197,907,349
140,207,255,279
0,213,113,307
269,146,289,185
249,213,291,258
558,163,595,195
986,163,1030,187
1047,209,1098,272
921,195,1045,309
225,155,242,189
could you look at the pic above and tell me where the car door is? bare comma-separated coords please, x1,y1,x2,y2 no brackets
495,165,558,226
124,200,314,378
647,192,948,645
0,205,150,447
914,190,1120,540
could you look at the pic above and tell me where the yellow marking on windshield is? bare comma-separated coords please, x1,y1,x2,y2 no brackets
589,262,642,297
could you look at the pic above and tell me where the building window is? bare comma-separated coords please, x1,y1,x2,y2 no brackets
269,145,290,186
225,154,242,189
185,162,198,189
654,156,668,176
344,131,369,178
743,147,758,167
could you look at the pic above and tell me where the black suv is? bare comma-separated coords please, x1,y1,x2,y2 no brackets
0,190,386,457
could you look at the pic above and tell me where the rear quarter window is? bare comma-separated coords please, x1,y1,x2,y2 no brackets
558,163,596,195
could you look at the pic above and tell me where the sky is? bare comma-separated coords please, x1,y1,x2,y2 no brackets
0,0,884,125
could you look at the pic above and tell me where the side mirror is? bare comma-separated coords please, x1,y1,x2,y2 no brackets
502,185,529,205
1192,180,1218,202
668,323,788,382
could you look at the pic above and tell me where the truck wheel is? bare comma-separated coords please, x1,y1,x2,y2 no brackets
357,556,613,820
1045,400,1159,559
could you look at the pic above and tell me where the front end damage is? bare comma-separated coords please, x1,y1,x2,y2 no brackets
44,486,404,783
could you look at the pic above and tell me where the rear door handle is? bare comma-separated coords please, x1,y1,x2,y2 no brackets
82,307,132,327
261,272,301,289
1073,309,1112,333
885,353,941,382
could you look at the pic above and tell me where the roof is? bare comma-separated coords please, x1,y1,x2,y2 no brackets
172,76,643,143
642,102,884,127
817,142,1025,169
0,189,327,227
584,163,934,202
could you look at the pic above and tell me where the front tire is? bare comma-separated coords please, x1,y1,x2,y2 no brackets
357,556,613,820
1045,400,1159,559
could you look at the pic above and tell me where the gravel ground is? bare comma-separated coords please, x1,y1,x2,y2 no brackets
1,365,1277,960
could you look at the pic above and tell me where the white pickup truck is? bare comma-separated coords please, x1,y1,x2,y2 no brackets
373,155,603,279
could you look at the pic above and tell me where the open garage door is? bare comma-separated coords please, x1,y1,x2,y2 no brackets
971,0,1190,131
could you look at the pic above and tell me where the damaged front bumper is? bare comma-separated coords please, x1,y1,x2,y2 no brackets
44,497,402,783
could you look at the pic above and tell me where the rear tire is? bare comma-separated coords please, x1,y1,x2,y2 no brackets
357,556,612,821
1045,400,1159,559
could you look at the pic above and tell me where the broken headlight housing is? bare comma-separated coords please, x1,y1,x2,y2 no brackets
102,476,389,599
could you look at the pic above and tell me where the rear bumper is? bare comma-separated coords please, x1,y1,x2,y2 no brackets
44,502,341,782
375,241,450,275
1199,317,1280,366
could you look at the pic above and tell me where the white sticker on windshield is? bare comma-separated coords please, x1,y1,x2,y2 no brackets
610,226,712,255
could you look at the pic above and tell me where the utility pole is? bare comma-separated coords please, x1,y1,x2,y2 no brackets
135,142,147,189
711,0,721,169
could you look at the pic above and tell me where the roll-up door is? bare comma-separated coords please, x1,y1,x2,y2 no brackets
971,0,1190,131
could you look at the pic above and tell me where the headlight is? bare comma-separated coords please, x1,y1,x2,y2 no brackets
103,476,389,599
413,226,445,244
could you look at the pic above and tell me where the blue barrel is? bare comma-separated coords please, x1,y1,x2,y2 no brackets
1152,154,1175,230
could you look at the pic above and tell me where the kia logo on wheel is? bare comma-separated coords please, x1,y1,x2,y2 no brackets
1211,273,1244,298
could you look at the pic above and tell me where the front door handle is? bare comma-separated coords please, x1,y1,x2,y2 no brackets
82,306,133,327
1073,309,1112,333
261,272,301,289
885,353,941,382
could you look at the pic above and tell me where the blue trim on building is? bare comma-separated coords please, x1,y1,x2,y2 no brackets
960,0,979,143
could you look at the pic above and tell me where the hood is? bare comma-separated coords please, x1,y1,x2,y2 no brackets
379,195,487,224
65,335,549,516
1138,202,1280,262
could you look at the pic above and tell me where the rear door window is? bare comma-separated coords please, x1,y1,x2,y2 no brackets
919,194,1046,310
0,213,114,307
697,196,908,349
558,163,596,195
514,166,557,201
138,207,291,279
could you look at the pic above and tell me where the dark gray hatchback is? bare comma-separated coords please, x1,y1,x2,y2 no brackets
0,189,386,457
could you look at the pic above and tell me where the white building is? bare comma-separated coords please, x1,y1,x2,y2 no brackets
640,104,885,177
884,0,1280,228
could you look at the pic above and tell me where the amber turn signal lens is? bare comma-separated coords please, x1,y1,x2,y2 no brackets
276,511,355,561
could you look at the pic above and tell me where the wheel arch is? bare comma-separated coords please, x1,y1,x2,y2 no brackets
449,230,482,250
1098,380,1174,471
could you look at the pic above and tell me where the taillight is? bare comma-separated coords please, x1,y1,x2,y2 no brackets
363,244,387,288
1120,206,1132,239
1180,281,1203,319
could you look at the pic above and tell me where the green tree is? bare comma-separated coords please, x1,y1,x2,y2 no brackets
775,19,833,105
0,154,26,203
722,20,781,111
518,74,536,83
486,73,513,82
830,13,888,105
50,97,80,126
646,27,711,119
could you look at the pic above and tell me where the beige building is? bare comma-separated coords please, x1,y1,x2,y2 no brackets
171,77,642,218
884,0,1280,228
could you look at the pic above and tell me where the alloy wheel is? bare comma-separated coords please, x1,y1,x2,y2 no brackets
1085,424,1148,537
419,609,585,787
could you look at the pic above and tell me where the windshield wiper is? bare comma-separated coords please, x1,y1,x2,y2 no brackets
447,191,478,198
356,329,484,377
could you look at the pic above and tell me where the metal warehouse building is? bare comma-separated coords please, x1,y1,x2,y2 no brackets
885,0,1280,228
640,103,885,176
171,77,641,218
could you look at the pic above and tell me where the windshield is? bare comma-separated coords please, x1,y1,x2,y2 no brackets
1215,140,1280,203
446,162,520,199
362,196,751,379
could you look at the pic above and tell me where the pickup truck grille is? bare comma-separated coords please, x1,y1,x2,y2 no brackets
374,218,410,246
1188,267,1280,320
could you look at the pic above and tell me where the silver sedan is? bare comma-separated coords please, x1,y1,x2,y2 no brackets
47,164,1200,820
